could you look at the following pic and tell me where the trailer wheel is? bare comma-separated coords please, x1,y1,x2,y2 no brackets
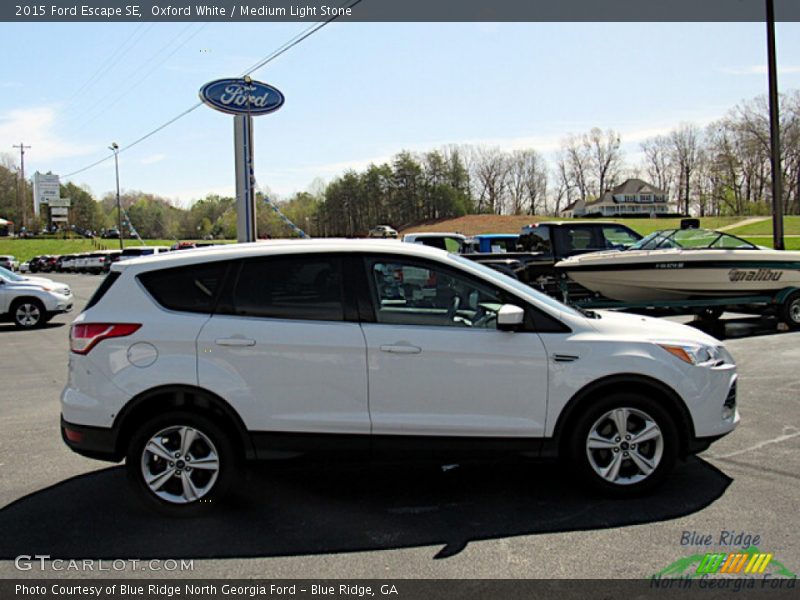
780,291,800,330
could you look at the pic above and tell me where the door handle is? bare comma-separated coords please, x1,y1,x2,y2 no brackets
380,344,422,354
215,337,256,347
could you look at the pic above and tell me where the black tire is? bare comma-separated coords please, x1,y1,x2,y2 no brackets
568,393,679,497
11,298,46,329
126,411,239,516
698,306,724,321
780,290,800,330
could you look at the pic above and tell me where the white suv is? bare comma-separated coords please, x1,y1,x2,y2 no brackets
61,240,738,514
0,266,73,328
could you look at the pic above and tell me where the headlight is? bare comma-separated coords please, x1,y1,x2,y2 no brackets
657,342,729,366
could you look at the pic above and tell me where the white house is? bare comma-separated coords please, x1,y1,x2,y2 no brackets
562,179,674,218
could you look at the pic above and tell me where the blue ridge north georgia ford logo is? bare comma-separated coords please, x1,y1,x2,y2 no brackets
199,78,285,116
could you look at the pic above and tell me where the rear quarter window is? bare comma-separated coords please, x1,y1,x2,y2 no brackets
84,272,120,311
138,262,229,314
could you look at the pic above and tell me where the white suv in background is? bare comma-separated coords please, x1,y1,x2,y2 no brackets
61,240,739,514
0,266,73,328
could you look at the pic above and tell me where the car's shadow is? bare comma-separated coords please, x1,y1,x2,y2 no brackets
0,458,731,560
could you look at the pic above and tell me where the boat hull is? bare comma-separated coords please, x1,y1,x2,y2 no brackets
556,251,800,302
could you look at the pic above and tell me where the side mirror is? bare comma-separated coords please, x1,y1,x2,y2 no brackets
497,304,524,331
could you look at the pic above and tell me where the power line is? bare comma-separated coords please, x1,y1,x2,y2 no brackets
63,0,362,181
73,23,207,132
65,23,154,107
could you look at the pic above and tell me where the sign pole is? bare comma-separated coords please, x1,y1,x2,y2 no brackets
199,76,284,244
234,114,257,243
766,0,784,250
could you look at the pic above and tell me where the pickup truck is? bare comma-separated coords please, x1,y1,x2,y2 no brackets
462,221,643,296
464,234,520,254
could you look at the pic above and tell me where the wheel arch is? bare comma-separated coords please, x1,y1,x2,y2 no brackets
552,374,695,457
112,384,255,460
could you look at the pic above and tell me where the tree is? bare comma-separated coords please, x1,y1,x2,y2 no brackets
472,147,509,214
640,135,674,196
585,127,622,198
507,149,548,215
670,123,703,215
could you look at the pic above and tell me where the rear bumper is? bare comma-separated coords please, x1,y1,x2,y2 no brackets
61,416,121,462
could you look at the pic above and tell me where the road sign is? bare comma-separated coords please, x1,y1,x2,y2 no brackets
50,207,69,216
48,197,71,208
32,172,60,216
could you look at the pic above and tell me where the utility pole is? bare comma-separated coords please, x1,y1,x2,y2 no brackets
109,143,123,250
766,0,784,250
12,143,31,231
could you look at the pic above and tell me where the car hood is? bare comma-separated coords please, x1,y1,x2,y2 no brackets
15,276,54,286
587,310,722,347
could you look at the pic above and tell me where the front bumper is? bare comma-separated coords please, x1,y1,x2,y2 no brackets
61,416,121,462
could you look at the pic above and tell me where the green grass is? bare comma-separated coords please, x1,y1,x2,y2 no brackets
727,216,800,236
617,217,742,236
0,239,229,263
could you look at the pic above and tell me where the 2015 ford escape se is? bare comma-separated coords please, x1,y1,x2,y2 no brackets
61,240,738,513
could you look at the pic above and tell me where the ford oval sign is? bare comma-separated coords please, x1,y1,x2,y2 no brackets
199,78,285,116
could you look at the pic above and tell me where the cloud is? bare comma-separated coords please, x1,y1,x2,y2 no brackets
0,106,96,163
721,65,800,75
141,153,167,165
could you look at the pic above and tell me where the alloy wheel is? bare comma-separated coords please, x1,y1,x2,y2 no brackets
140,425,220,504
585,407,664,486
15,303,41,327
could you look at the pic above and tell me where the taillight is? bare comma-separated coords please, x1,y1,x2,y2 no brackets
70,323,141,355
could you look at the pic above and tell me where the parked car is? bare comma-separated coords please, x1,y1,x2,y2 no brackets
81,250,121,274
0,255,19,271
367,225,399,239
18,261,30,274
61,240,738,514
60,254,80,273
116,246,171,263
0,266,73,328
55,255,74,273
30,255,58,273
402,232,466,253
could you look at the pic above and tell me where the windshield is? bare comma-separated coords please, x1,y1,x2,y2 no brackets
0,266,26,282
449,254,583,319
628,229,756,251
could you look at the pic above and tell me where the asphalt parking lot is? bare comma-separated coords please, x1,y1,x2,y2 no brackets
1,273,798,579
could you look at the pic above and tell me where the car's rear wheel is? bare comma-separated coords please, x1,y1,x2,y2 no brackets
11,298,45,329
126,412,238,515
569,393,678,496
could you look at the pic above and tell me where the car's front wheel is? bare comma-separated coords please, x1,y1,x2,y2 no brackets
569,393,678,496
11,298,45,329
126,412,238,515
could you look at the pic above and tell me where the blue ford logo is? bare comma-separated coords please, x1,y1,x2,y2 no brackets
199,78,285,116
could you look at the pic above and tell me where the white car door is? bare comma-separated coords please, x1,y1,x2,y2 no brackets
359,255,550,437
196,254,370,435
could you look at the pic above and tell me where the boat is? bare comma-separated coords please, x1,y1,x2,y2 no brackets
555,226,800,302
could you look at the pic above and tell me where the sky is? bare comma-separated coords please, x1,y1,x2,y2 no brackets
0,21,799,205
